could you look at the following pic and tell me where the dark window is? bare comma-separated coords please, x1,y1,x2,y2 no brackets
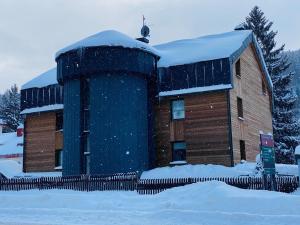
82,78,90,133
81,78,90,174
262,79,267,95
235,59,241,77
237,97,243,118
55,149,63,167
240,140,246,160
172,142,186,161
56,112,63,131
171,100,185,120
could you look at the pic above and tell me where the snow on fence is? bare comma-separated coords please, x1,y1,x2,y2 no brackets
0,173,298,194
137,176,299,194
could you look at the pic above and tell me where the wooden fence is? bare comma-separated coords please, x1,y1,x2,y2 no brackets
0,173,138,192
0,174,298,194
137,176,299,194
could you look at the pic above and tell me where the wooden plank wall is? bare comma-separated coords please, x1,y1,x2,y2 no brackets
155,91,231,167
24,112,57,172
230,45,273,164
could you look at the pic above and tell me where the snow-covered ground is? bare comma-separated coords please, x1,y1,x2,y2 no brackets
0,160,61,178
0,181,299,225
0,132,23,156
141,162,299,179
0,159,298,179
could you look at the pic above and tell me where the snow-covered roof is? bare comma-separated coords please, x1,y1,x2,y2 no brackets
159,84,232,97
20,104,63,115
155,30,272,91
21,68,57,90
55,30,160,58
0,132,23,156
155,30,252,68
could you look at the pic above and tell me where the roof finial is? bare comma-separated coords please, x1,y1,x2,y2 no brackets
136,15,150,43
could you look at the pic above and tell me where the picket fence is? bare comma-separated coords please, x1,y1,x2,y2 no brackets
0,173,298,194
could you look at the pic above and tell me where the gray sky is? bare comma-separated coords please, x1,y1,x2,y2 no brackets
0,0,299,93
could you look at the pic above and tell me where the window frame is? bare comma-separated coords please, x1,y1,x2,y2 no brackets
235,59,241,78
237,97,244,119
239,140,246,160
55,149,63,168
56,111,63,131
172,141,187,162
171,99,185,120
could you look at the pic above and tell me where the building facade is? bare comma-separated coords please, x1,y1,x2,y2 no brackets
21,29,273,175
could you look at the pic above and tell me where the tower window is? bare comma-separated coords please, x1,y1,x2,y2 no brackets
171,100,185,120
235,59,241,77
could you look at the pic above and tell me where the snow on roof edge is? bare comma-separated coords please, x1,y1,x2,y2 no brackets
20,104,63,115
159,84,232,97
55,30,160,59
21,68,58,90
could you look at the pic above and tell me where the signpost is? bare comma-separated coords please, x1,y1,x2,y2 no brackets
260,134,276,191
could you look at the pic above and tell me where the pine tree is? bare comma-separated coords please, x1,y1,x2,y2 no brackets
0,84,22,132
243,6,300,163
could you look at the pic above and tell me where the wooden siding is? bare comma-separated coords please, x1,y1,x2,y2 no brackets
155,91,231,167
230,45,273,164
24,112,59,172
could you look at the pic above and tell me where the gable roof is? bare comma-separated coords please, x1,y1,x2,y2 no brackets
155,30,272,91
21,68,57,90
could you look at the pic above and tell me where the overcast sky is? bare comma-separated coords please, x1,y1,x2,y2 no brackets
0,0,299,93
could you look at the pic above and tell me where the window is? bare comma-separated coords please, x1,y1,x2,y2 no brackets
82,78,90,133
55,149,63,167
235,59,241,77
237,97,243,119
262,79,267,95
172,142,186,161
56,112,63,131
171,100,185,120
240,140,246,160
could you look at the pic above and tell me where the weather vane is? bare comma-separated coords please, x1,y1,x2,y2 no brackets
141,15,150,39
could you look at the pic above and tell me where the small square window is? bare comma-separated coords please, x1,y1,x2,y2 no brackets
237,97,243,118
172,142,186,161
171,100,185,120
55,149,63,167
240,140,246,160
235,59,241,77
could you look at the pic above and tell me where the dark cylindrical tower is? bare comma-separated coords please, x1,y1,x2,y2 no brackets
55,30,159,175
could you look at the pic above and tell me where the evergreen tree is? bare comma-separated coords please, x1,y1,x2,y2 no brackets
0,84,22,132
243,6,300,163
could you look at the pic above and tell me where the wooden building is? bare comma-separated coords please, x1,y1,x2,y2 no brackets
21,29,273,174
21,69,63,172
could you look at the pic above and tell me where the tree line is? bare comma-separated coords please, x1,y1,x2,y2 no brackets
0,84,22,132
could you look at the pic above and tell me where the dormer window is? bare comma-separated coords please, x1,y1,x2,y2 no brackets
235,59,241,78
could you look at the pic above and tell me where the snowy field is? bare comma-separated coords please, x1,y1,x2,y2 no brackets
0,181,299,225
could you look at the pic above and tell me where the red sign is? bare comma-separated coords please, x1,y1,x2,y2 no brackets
260,134,274,147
